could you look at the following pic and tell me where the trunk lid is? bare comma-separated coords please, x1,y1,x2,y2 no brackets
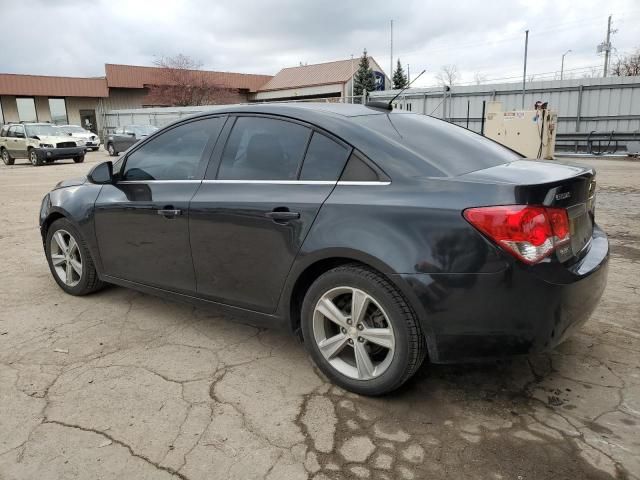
461,160,597,262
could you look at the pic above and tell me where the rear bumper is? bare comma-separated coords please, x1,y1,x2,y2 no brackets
396,225,609,363
35,147,84,160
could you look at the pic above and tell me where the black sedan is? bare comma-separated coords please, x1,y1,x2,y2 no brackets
39,103,608,395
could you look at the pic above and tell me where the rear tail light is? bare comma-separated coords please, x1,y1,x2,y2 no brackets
463,205,570,264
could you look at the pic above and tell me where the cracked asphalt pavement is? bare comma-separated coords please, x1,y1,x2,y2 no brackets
0,151,638,480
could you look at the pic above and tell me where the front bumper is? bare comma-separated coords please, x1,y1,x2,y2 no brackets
397,225,609,363
35,147,85,160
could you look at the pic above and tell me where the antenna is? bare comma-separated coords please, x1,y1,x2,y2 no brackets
366,69,426,111
387,69,426,106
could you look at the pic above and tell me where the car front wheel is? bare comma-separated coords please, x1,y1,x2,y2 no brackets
45,218,104,295
301,264,427,395
107,143,117,156
73,153,85,163
29,149,43,166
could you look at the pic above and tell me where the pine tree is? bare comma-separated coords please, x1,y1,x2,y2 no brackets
392,59,408,89
353,49,376,96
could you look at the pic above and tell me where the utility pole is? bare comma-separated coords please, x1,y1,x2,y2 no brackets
522,29,529,108
390,20,393,89
561,49,571,80
603,15,612,77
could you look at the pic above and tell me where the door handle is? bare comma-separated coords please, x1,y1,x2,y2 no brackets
265,209,300,221
157,208,182,217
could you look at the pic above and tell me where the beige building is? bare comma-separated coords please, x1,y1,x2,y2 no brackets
0,64,273,134
251,58,389,102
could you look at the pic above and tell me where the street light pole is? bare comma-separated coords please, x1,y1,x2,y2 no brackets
561,49,571,80
522,29,529,108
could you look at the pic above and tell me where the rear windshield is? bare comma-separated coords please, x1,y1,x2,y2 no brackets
355,113,520,177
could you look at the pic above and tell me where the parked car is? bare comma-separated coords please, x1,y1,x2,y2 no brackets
57,125,101,151
1,123,85,166
105,125,158,156
39,103,608,395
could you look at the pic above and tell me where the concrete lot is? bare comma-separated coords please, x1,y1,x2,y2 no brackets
0,150,638,480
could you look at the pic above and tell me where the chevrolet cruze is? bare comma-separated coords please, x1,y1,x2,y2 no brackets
39,103,608,395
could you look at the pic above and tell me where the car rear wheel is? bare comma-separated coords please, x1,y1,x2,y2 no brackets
73,154,85,163
29,149,43,166
45,218,104,296
301,264,427,395
1,148,14,166
107,143,117,156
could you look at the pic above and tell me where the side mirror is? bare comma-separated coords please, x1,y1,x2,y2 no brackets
127,132,136,137
87,161,113,184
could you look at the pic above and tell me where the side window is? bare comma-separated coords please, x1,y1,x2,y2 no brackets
122,117,224,181
13,126,25,138
340,151,384,182
4,126,12,137
217,117,310,180
300,132,350,181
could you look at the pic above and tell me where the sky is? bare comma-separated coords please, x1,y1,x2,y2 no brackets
2,0,639,88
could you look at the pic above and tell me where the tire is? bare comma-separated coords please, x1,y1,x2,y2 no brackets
107,143,117,156
73,153,85,163
301,264,427,396
1,148,14,166
45,218,105,296
29,149,43,166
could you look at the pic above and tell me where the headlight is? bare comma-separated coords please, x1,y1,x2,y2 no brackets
39,143,54,148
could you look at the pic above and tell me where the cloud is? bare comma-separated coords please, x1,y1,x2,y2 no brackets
2,0,639,87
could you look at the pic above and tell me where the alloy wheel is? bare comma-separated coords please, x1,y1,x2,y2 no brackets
30,151,38,166
49,229,82,287
312,286,395,380
2,150,9,165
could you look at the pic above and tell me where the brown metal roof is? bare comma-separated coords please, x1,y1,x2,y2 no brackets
105,64,272,93
258,58,385,92
0,73,108,97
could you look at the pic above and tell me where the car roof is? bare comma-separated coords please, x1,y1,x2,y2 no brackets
190,102,389,118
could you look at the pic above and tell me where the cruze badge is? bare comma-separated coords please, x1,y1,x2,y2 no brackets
555,191,571,201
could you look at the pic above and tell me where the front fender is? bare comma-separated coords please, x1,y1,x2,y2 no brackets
39,184,104,273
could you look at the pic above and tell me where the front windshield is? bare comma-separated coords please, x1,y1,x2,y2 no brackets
25,124,61,137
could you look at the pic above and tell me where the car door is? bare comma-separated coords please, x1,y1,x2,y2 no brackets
94,116,227,293
114,126,132,152
190,115,351,313
9,125,27,157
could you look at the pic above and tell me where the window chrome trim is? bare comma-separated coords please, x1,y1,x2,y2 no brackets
337,181,391,186
116,179,391,186
117,180,202,184
202,180,335,185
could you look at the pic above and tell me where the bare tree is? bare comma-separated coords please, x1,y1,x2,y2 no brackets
145,54,235,106
610,49,640,77
473,72,488,85
436,64,459,87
